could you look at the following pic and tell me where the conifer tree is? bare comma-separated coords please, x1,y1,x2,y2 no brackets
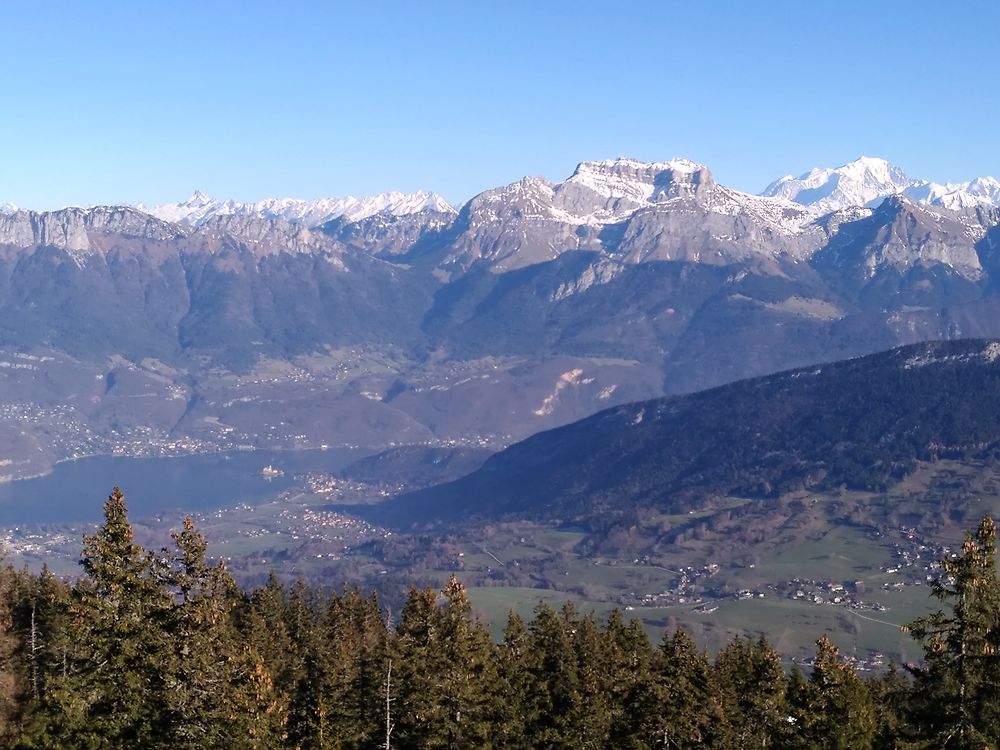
391,586,437,750
868,661,910,750
569,612,614,749
789,635,875,750
494,611,534,750
242,573,295,718
285,584,391,750
521,602,580,749
12,564,74,747
605,610,653,748
58,488,173,748
905,516,1000,748
393,578,495,749
160,516,281,749
321,590,390,749
712,634,787,749
655,628,719,748
0,560,24,744
284,580,327,750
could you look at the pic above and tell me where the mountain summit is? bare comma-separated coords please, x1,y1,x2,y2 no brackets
762,156,1000,213
762,156,918,212
137,190,455,228
1,154,1000,481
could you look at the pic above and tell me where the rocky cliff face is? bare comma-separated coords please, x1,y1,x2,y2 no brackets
0,207,184,253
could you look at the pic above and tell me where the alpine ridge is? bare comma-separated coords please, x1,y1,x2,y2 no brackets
1,155,1000,481
762,155,1000,213
137,189,456,228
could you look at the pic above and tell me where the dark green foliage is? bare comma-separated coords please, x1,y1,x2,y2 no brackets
604,610,653,747
869,662,910,750
318,589,390,748
787,635,876,749
712,634,788,749
650,628,722,748
56,487,173,747
5,492,1000,749
0,561,25,744
520,602,584,748
393,577,496,750
159,516,281,749
494,612,534,749
905,516,1000,748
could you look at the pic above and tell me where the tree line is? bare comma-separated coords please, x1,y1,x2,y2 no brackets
0,488,998,748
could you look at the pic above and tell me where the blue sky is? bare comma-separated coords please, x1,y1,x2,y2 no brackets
2,1,998,209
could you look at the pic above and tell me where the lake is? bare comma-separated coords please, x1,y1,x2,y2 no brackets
0,448,371,525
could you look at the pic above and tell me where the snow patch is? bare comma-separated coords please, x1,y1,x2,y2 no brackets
904,343,1000,369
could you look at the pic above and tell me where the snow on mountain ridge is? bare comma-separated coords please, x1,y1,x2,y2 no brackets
763,156,1000,213
566,156,707,204
762,156,918,213
905,177,1000,211
138,190,456,228
559,156,815,235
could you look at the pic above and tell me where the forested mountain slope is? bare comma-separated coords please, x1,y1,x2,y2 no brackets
374,339,1000,527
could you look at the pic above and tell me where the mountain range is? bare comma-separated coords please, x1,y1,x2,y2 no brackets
763,156,1000,213
2,155,1000,480
136,189,457,228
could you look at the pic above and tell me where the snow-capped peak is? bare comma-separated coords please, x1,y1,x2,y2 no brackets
0,202,19,215
761,156,917,213
137,190,456,228
905,176,1000,211
574,156,706,175
763,157,1000,214
565,156,712,206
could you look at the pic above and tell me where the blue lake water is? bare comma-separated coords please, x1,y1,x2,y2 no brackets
0,448,370,525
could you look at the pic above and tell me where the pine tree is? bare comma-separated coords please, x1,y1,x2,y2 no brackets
0,559,24,744
653,628,719,749
789,635,875,750
712,634,787,750
241,572,294,725
160,516,281,750
905,516,1000,748
13,566,77,749
494,611,534,750
57,488,173,748
389,586,437,750
868,661,910,750
393,578,496,750
521,602,580,749
605,609,653,748
320,589,390,749
568,611,613,749
284,580,328,750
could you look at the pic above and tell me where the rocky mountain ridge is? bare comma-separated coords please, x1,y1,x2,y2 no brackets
1,155,1000,481
137,189,456,228
763,156,1000,213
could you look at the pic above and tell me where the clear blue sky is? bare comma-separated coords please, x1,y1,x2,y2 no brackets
2,1,998,209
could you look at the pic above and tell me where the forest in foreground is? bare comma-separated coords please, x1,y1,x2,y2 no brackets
0,489,997,749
